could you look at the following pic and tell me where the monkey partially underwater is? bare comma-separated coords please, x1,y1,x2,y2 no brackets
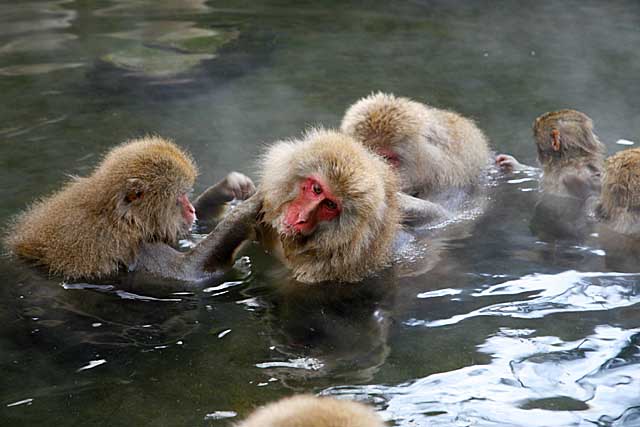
595,148,640,271
4,136,259,282
235,395,385,427
254,128,401,284
341,92,491,224
496,109,606,240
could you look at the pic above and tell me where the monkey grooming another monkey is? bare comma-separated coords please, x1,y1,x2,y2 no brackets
256,128,400,284
236,395,385,427
4,136,258,281
341,92,491,223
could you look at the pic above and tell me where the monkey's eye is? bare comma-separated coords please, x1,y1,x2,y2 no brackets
312,183,322,195
324,199,337,210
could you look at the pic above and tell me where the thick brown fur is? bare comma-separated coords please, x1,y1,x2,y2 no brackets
597,148,640,235
341,92,490,196
258,128,400,284
5,136,197,279
235,395,385,427
533,109,605,195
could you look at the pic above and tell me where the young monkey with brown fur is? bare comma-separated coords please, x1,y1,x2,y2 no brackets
5,136,259,282
341,92,491,224
496,110,606,239
255,128,401,284
236,395,386,427
496,109,606,200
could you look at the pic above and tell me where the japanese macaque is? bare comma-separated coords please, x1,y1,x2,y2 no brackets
595,148,640,270
496,110,606,239
236,395,385,427
496,109,606,199
597,148,640,235
256,128,400,283
341,92,491,223
4,136,259,281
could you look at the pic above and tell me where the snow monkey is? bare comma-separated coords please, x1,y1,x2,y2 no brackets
235,395,385,427
597,148,640,235
496,109,606,199
4,136,259,281
595,148,640,270
256,128,401,283
341,92,491,223
496,109,607,239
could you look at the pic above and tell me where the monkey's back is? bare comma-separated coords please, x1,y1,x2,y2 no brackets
416,107,491,194
5,178,137,279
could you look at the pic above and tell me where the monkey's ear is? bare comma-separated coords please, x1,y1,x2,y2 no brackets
551,129,561,152
123,178,147,204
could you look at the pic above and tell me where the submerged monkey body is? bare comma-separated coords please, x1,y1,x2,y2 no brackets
5,136,257,281
341,92,491,197
257,129,400,284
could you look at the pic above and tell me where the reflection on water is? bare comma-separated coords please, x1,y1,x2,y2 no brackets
2,1,640,426
326,326,640,426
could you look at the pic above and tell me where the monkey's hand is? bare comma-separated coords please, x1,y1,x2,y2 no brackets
194,172,256,224
219,172,256,202
495,154,524,171
397,192,448,226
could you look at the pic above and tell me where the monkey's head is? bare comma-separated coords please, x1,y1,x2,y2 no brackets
533,109,605,166
95,136,198,243
259,129,400,283
598,148,640,219
341,92,423,190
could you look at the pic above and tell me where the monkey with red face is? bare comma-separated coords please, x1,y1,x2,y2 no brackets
341,92,491,224
4,136,258,282
255,128,401,284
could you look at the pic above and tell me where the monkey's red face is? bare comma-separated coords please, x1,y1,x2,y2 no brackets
178,193,197,226
376,147,401,168
283,177,341,236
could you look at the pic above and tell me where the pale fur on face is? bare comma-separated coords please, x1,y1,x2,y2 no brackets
4,136,197,279
341,92,490,197
258,128,400,283
597,148,640,235
235,395,385,427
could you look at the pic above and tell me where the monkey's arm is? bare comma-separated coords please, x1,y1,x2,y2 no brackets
138,193,262,281
193,172,256,224
397,192,448,225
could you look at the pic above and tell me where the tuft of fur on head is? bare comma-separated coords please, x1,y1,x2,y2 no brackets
341,92,424,150
258,128,400,283
4,136,197,279
597,148,640,234
341,92,490,195
235,395,385,427
533,109,606,168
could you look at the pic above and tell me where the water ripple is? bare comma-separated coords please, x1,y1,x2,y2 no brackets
407,271,640,327
323,326,640,427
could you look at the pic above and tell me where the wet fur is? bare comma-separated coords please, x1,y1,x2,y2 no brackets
341,92,490,196
235,395,385,427
4,136,197,279
597,148,640,235
258,129,400,283
533,109,605,195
